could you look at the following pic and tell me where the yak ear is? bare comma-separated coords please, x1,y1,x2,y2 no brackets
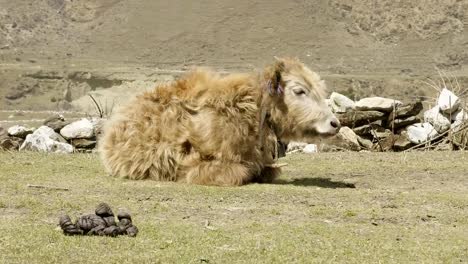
265,57,287,97
272,59,285,95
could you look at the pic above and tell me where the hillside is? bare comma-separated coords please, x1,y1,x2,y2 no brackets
0,0,467,111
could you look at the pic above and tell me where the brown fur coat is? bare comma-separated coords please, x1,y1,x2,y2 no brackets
99,64,285,186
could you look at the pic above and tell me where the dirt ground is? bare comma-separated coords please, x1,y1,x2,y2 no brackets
0,151,467,263
1,0,468,111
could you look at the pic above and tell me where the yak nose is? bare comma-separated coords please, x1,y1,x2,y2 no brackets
330,118,341,131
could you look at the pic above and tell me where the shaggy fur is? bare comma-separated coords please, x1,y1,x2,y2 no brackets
99,58,336,186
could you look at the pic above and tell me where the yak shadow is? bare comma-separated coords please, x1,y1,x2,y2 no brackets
274,177,356,189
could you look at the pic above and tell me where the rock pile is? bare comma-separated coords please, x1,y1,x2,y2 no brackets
0,114,105,153
290,89,467,153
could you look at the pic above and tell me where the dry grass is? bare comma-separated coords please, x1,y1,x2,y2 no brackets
0,151,467,263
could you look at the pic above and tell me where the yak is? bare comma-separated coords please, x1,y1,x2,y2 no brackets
99,58,341,186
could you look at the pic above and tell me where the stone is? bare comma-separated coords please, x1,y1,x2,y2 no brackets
60,118,94,139
353,124,385,136
70,138,96,149
44,114,70,132
357,136,373,149
423,106,451,133
303,144,318,153
393,132,413,151
355,97,403,112
323,127,361,151
286,142,308,153
388,116,421,130
336,110,387,128
91,118,107,139
406,123,438,144
372,129,393,139
0,136,24,150
437,88,459,114
376,134,397,152
7,125,35,138
329,92,355,113
387,101,423,120
451,108,467,122
19,126,74,153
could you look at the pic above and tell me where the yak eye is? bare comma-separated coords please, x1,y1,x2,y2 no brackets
293,88,306,96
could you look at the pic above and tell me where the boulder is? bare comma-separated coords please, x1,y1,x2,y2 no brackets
437,88,459,114
423,106,451,133
336,110,387,127
393,132,413,151
355,97,402,112
387,101,423,120
388,116,421,130
44,114,70,132
303,144,318,153
1,136,24,150
323,127,361,151
20,126,74,153
329,92,355,113
406,123,438,144
60,118,94,139
7,125,35,138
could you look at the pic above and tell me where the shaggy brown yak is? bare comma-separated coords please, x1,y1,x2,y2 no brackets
99,58,341,186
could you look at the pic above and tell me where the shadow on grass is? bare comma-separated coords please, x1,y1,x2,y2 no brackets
274,177,356,189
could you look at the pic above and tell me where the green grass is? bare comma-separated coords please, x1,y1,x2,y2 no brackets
0,151,467,263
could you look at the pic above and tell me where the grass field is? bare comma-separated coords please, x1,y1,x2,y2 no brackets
0,151,467,263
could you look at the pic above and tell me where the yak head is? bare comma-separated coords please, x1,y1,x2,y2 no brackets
264,57,340,143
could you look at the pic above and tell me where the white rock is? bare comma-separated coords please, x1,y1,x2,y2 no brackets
423,106,451,133
19,126,74,153
355,97,402,112
60,118,94,139
303,144,318,153
406,123,439,144
286,142,308,153
437,88,459,114
7,125,35,138
451,108,467,122
329,92,355,113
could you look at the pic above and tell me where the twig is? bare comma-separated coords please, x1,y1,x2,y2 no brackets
392,101,396,134
204,220,218,231
27,184,69,191
368,120,383,152
88,94,103,118
265,163,288,168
